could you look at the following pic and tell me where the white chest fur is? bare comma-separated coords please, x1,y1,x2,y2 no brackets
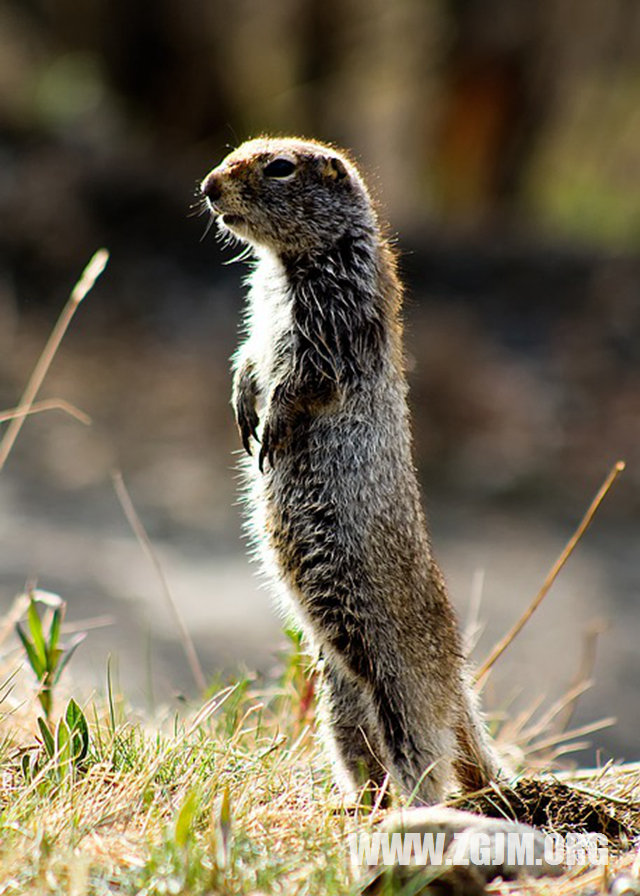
242,250,293,395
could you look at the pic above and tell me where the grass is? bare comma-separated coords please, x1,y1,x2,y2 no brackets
0,606,639,896
0,545,637,896
0,634,358,895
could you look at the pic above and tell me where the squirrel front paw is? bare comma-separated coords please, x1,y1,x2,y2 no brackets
258,385,296,472
233,362,260,455
236,389,260,455
258,407,290,472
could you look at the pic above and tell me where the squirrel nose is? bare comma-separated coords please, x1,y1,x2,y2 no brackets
201,171,222,202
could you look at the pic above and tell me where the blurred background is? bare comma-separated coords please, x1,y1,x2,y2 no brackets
0,0,639,763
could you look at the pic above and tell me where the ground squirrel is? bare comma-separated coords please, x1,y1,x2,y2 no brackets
201,136,502,804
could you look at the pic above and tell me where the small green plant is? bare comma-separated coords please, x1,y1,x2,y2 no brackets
21,697,91,783
15,590,86,720
15,591,91,785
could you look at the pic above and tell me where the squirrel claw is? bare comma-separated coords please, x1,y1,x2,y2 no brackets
258,424,273,472
241,430,252,455
258,441,271,473
237,401,260,456
240,421,259,455
258,416,285,472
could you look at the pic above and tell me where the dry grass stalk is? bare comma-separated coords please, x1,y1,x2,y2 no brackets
476,460,626,684
0,398,91,426
525,718,617,755
0,248,108,471
554,619,608,734
111,469,207,693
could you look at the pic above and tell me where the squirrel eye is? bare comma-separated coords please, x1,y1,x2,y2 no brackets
263,158,296,179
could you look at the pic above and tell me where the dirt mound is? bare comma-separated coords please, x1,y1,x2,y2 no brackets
454,775,640,844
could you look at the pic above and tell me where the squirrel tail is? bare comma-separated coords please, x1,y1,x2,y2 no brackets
452,679,508,794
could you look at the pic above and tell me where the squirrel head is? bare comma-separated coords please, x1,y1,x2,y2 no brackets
201,137,377,255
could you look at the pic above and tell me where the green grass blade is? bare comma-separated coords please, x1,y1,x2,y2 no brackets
16,623,45,679
65,698,89,762
175,789,200,850
106,655,116,735
49,606,63,655
56,717,72,779
52,633,86,685
26,599,48,670
37,716,55,758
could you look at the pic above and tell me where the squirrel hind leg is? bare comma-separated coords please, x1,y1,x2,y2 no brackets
318,658,390,805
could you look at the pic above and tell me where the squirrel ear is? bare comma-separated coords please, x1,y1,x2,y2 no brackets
323,156,348,181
